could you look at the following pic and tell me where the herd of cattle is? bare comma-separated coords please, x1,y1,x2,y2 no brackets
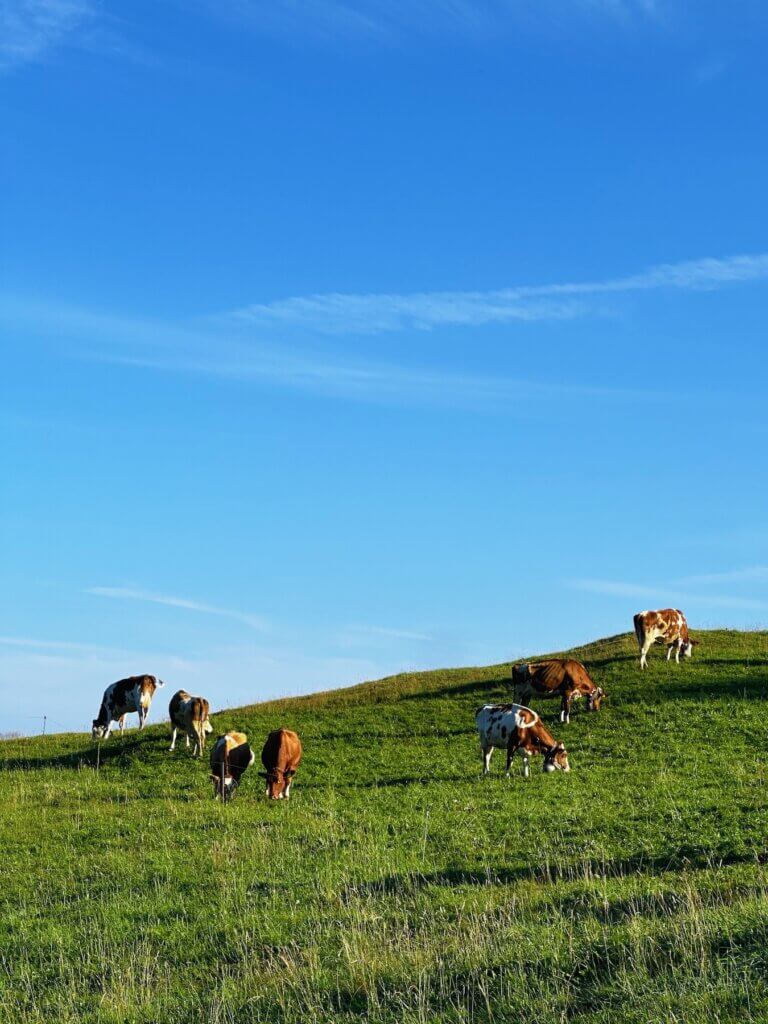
88,608,696,797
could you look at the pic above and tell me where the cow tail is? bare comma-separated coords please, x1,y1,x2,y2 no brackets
633,614,643,647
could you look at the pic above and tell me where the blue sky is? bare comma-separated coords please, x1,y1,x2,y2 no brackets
1,0,767,735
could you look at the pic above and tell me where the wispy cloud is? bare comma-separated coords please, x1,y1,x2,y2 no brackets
342,624,433,643
203,0,662,43
86,586,270,631
693,57,728,85
0,0,92,68
674,566,768,586
227,253,768,335
1,293,669,408
0,634,128,655
566,577,768,613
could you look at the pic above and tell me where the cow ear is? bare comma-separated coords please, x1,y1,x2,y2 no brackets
285,769,296,777
557,742,565,750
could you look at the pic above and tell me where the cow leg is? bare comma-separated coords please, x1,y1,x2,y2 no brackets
284,777,293,799
170,727,177,751
505,745,516,777
118,715,126,736
640,638,653,669
482,745,493,776
522,752,530,779
674,641,682,664
185,732,191,748
560,691,572,724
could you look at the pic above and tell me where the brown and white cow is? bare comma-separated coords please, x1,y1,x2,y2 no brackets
91,675,164,740
260,728,302,800
512,659,604,724
209,731,255,801
475,704,570,778
168,690,213,757
633,609,698,669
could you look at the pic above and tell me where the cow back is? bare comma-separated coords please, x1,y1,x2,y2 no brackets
261,728,302,772
211,732,254,783
525,659,594,694
168,689,192,724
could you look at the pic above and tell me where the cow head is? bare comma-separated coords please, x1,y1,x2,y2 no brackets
210,773,238,801
587,686,605,711
511,663,529,686
91,721,109,741
203,718,214,735
259,769,296,799
543,742,570,773
683,638,698,658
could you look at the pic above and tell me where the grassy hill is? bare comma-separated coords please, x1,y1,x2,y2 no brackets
1,629,767,1024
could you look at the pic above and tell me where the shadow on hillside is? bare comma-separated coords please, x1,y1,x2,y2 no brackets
315,727,474,742
652,674,768,701
0,735,157,772
398,677,511,703
342,847,767,901
297,772,467,792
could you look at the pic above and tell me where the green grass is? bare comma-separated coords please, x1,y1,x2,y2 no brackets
1,629,768,1023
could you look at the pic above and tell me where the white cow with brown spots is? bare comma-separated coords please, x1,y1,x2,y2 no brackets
475,703,570,779
633,609,698,669
91,675,164,740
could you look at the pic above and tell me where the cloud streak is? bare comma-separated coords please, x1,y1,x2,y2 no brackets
0,634,128,655
343,624,433,642
227,253,768,335
204,0,663,43
1,293,671,408
566,577,768,613
674,566,768,586
0,0,92,68
86,586,270,631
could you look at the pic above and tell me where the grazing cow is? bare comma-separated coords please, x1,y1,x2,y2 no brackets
512,659,604,723
168,690,213,757
475,704,570,778
91,675,164,740
633,609,698,669
209,732,255,801
260,728,302,800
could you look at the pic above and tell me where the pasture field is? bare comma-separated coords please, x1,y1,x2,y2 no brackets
1,629,767,1023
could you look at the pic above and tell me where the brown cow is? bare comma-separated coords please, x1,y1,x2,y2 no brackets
512,659,604,724
168,690,213,757
633,609,698,669
91,675,164,740
260,728,302,800
209,732,255,801
475,704,570,778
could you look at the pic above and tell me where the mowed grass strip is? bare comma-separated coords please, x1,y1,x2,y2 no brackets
0,629,767,1023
